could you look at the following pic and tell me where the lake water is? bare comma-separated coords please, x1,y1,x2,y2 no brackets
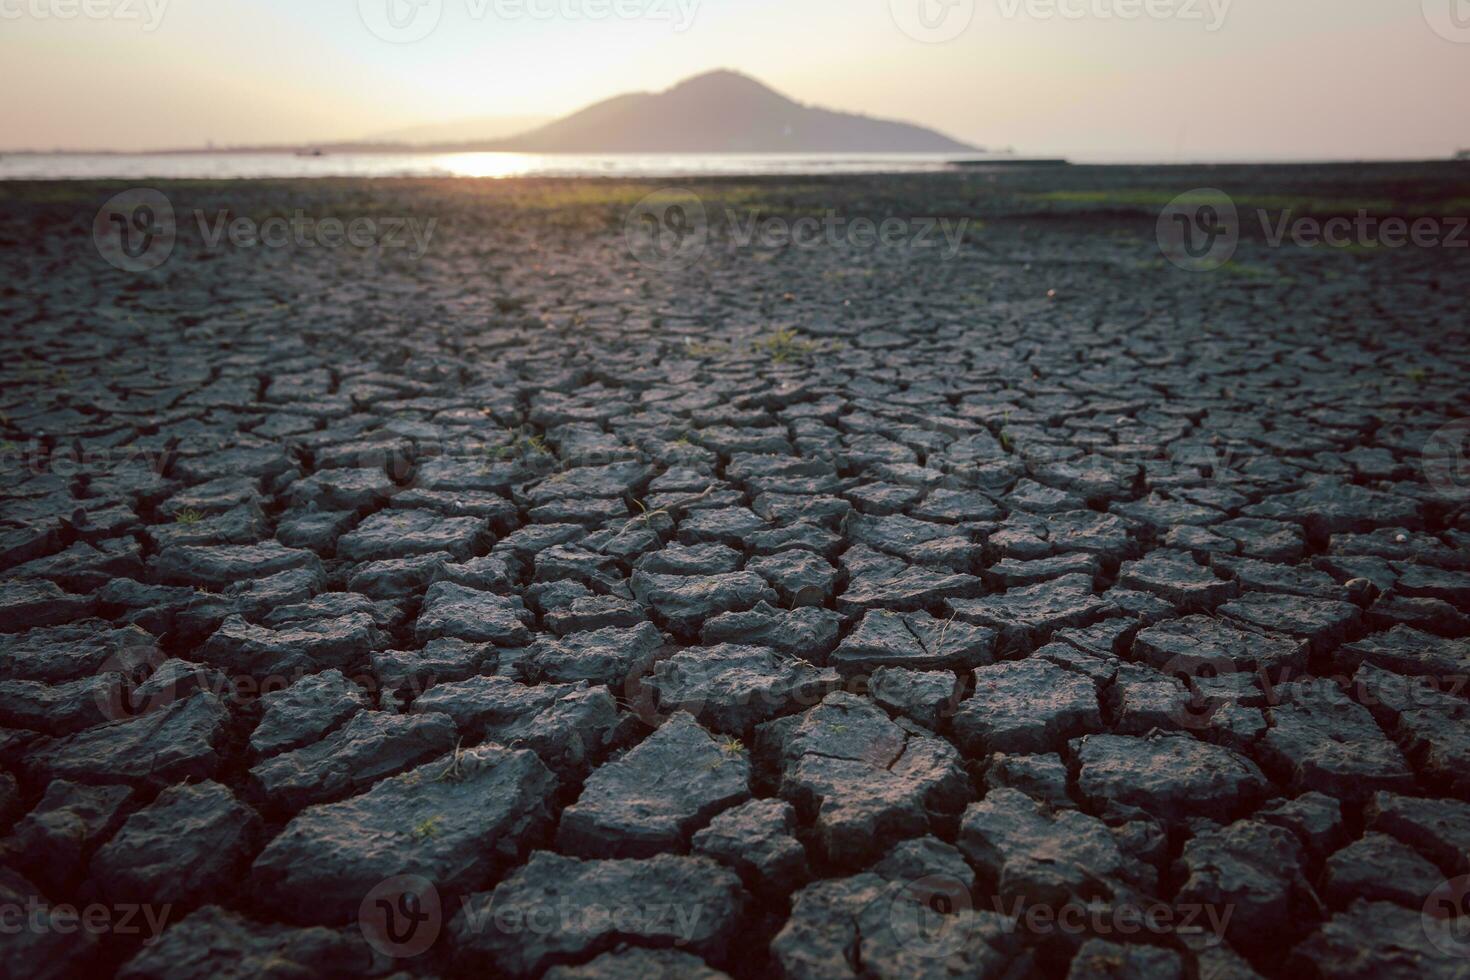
0,151,1027,181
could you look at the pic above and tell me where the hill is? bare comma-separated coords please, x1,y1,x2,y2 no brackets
467,70,974,153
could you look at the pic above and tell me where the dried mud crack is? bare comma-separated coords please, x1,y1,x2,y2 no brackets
1,168,1469,979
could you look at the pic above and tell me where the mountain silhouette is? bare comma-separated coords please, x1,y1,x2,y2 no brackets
468,70,974,153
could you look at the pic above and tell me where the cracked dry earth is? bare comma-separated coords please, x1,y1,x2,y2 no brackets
1,171,1469,980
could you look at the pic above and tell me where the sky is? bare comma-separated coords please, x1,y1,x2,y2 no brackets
2,0,1468,160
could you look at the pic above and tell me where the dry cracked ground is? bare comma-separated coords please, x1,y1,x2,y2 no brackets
1,168,1469,980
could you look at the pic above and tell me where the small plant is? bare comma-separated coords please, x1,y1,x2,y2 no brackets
932,611,959,654
1405,367,1429,383
436,741,468,783
175,508,204,525
753,328,819,364
706,738,745,771
623,483,715,532
411,816,441,841
684,340,728,357
489,428,553,462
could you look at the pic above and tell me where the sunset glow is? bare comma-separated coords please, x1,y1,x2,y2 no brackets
2,0,1467,160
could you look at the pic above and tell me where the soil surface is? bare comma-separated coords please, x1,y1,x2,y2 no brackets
1,165,1469,979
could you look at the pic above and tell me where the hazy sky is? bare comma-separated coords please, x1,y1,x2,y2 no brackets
2,0,1467,160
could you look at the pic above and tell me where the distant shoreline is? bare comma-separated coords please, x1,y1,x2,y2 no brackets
3,149,1464,166
3,147,997,157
